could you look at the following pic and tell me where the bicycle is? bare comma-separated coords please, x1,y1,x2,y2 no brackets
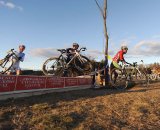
42,47,93,77
110,61,149,90
0,49,19,74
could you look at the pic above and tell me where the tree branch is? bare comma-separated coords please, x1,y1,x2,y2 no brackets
94,0,104,18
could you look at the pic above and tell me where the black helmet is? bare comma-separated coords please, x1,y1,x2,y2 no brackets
72,43,79,47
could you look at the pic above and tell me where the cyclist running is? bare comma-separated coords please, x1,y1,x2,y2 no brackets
110,45,130,72
8,44,26,75
66,43,79,63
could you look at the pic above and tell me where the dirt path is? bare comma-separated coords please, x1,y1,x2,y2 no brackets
0,82,160,130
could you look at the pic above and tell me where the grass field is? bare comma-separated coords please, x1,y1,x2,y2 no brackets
0,82,160,130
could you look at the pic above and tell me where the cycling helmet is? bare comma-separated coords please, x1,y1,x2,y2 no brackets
72,43,79,47
121,45,128,50
19,44,26,49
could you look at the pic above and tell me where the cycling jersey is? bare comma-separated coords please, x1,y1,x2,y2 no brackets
66,48,77,63
112,50,125,63
66,48,76,54
13,51,25,62
10,51,25,72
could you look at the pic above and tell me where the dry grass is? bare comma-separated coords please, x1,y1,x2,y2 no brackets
0,82,160,130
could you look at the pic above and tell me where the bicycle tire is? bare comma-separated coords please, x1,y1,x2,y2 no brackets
110,68,128,90
74,55,93,74
42,57,63,76
149,74,157,81
0,58,13,74
136,70,149,86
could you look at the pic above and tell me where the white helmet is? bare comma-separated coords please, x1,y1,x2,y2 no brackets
121,45,128,50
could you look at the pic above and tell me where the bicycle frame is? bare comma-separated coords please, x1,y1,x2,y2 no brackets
125,66,140,76
0,49,19,74
68,52,84,65
58,51,85,68
123,61,147,80
0,52,13,68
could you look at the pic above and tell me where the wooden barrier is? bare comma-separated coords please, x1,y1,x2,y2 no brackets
0,75,92,100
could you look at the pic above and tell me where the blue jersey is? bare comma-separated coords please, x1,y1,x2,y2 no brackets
14,51,25,62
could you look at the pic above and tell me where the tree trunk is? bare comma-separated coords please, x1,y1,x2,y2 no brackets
95,0,109,87
103,0,109,86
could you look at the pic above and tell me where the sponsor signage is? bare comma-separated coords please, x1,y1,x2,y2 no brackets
65,78,78,87
46,77,64,88
0,76,16,92
16,76,46,90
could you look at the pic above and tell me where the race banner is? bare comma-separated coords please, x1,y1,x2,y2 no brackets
16,76,46,90
86,78,92,85
0,75,17,92
46,77,64,88
65,78,78,87
78,78,87,85
78,78,92,85
0,75,92,93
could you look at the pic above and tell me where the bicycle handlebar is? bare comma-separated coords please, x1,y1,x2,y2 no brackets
57,47,87,54
7,48,19,60
11,48,14,51
79,47,87,52
57,49,66,53
124,61,140,67
7,48,14,54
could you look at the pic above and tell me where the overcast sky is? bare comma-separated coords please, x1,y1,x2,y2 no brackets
0,0,160,70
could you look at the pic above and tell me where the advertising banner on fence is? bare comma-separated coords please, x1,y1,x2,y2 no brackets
65,78,78,87
0,76,16,93
16,76,46,90
86,78,92,85
78,78,92,86
0,75,17,92
0,75,92,94
46,77,64,88
78,78,87,85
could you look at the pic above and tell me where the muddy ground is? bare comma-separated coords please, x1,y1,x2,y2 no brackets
0,82,160,130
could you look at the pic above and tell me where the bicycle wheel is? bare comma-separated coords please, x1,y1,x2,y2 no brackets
42,57,63,76
74,56,93,74
0,58,13,74
136,70,149,86
110,68,128,90
149,74,157,81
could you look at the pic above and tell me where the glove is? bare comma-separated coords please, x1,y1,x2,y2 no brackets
18,57,22,61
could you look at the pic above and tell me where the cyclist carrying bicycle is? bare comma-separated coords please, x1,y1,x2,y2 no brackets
110,45,130,72
66,43,79,63
8,44,26,75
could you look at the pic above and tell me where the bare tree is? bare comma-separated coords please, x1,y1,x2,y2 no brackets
95,0,109,86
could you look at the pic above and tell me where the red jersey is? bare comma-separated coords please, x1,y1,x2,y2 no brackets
113,50,125,63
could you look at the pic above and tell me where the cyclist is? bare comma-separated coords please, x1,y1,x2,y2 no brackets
8,44,26,75
66,43,79,63
110,45,130,72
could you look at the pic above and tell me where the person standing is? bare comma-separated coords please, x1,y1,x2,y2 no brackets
8,44,26,75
